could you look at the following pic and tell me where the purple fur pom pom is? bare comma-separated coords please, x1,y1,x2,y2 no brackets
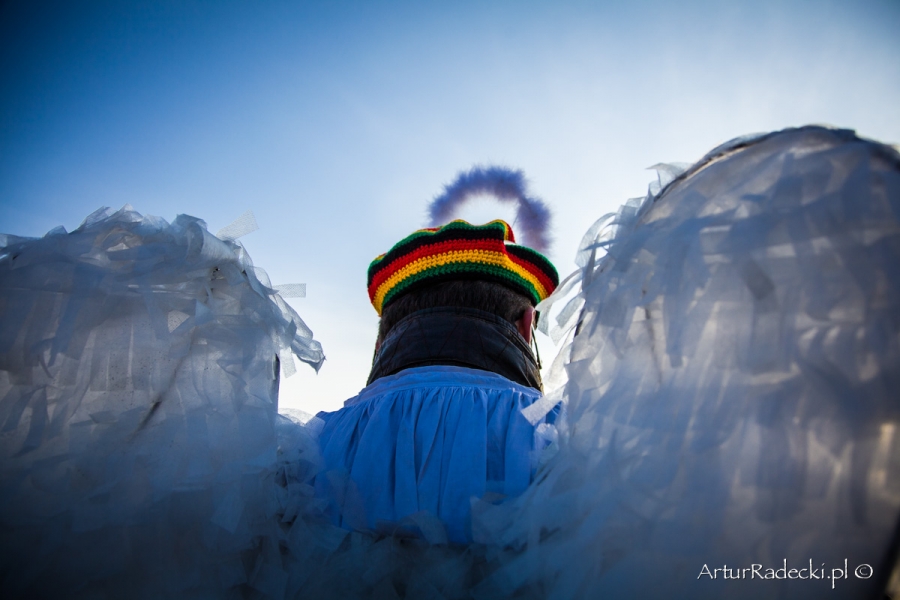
428,166,552,252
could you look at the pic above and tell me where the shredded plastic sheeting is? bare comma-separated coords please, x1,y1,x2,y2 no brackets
274,283,307,298
0,205,324,597
1,126,898,599
216,209,260,241
476,126,900,599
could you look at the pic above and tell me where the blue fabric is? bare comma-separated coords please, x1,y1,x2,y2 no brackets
315,365,552,544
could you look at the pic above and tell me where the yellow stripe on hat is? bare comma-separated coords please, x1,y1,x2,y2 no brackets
372,248,548,313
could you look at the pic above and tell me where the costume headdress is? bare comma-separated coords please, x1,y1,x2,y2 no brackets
367,219,559,316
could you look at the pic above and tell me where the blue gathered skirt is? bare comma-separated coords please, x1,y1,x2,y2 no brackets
315,365,551,544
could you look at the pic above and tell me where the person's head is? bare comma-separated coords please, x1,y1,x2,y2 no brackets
377,279,535,346
367,219,558,347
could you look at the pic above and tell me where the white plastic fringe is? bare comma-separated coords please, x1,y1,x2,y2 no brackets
0,206,325,598
216,209,260,241
274,283,307,298
471,126,900,600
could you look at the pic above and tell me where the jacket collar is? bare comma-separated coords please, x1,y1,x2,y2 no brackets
367,307,543,391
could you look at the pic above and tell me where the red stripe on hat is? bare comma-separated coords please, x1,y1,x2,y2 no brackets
368,237,505,301
507,252,557,296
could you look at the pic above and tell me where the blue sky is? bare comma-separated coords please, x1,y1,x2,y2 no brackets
2,0,899,412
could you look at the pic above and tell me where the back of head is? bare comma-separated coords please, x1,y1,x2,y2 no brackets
377,279,532,343
366,219,558,389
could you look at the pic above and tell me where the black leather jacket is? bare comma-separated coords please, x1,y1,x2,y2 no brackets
367,306,543,391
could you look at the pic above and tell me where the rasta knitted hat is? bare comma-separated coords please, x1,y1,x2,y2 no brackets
367,220,559,316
